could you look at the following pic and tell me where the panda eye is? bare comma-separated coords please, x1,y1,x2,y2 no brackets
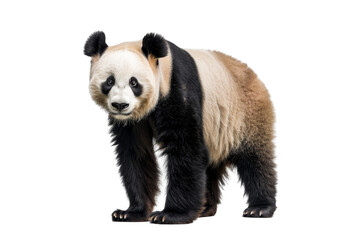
106,76,115,86
129,77,138,87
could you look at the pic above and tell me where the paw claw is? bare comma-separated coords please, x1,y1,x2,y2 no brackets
112,209,148,222
243,205,276,218
149,210,195,224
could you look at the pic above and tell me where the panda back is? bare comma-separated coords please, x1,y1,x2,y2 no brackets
186,49,247,163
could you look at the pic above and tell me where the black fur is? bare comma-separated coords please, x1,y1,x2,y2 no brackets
142,33,168,59
84,31,108,57
200,163,228,217
109,117,159,222
148,42,209,224
129,77,143,97
229,146,277,217
101,76,115,95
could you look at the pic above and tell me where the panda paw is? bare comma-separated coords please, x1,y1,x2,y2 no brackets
200,205,217,217
243,205,277,218
112,209,148,222
148,210,195,224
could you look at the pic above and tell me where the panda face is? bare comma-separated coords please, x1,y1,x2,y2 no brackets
89,48,159,121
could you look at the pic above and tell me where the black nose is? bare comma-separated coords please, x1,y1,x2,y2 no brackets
111,102,129,111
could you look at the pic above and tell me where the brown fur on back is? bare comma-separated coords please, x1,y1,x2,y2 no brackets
187,50,275,164
214,52,275,153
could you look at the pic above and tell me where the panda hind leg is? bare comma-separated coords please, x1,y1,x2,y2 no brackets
200,162,227,217
231,143,277,218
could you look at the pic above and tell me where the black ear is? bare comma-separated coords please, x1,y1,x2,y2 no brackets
84,31,108,57
142,33,168,59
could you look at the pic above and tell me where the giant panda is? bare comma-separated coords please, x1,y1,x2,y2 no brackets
84,31,277,224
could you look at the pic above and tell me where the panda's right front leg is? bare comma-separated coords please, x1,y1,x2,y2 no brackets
148,142,208,224
110,119,159,222
148,126,209,224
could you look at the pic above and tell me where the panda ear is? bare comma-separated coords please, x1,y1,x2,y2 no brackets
84,31,108,57
142,33,168,59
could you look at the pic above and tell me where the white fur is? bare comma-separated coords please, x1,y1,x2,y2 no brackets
108,85,135,115
90,49,156,121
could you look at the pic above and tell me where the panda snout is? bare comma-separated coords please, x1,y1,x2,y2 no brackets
111,102,129,111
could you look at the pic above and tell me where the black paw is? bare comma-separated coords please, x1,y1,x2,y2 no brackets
243,205,277,218
112,209,148,222
148,210,196,224
200,205,217,217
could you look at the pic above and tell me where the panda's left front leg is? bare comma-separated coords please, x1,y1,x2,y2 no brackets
110,119,159,222
149,138,208,224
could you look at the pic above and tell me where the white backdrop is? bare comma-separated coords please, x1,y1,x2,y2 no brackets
0,0,359,239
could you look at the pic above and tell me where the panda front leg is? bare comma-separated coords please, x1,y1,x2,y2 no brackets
110,119,159,222
149,138,208,224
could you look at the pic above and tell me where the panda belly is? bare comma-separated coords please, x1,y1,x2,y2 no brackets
186,50,246,164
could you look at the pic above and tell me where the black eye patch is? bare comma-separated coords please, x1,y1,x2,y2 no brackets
101,76,115,95
129,77,143,97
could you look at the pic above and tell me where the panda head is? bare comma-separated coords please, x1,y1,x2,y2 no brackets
84,31,168,122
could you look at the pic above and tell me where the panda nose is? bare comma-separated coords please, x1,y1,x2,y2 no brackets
111,102,129,111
